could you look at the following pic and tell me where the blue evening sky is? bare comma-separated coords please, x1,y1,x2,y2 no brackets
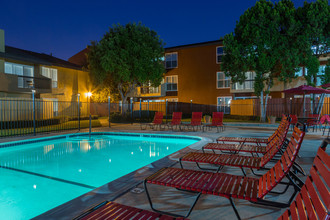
0,0,307,60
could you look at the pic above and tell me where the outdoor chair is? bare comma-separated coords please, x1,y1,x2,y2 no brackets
144,124,305,219
141,112,164,130
202,112,224,132
277,139,329,220
202,117,290,155
306,114,320,132
181,112,203,131
217,115,289,146
289,114,298,131
180,123,301,177
165,112,182,131
75,201,187,220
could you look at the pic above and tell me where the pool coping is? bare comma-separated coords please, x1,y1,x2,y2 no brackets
4,131,209,220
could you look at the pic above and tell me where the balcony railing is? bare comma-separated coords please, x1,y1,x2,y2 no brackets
231,79,254,90
0,73,52,93
140,86,160,94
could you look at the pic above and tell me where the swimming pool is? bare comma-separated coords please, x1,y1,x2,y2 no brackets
0,132,200,219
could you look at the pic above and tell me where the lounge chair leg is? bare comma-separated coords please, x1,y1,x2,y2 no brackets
240,167,247,176
144,180,201,218
228,197,241,220
250,168,263,176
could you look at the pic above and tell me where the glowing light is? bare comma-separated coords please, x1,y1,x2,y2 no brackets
166,147,169,150
78,169,82,172
109,159,111,163
86,92,92,97
33,185,37,189
131,152,134,155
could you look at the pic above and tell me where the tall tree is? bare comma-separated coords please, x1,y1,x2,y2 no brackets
222,0,300,122
88,22,165,109
297,0,329,112
297,0,330,87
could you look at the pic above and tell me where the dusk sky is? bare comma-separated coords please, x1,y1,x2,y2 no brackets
1,0,307,60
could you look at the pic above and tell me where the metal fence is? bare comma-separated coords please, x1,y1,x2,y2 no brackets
2,96,329,138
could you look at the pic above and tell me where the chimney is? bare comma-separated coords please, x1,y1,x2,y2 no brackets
0,29,4,53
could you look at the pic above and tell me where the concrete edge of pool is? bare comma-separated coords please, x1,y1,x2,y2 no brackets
29,132,210,220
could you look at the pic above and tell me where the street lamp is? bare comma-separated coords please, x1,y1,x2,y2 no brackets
86,92,92,137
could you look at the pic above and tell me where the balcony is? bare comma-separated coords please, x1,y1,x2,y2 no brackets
231,79,254,93
0,72,52,93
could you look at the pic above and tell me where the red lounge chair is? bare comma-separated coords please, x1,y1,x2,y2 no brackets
180,124,301,177
202,118,290,155
166,112,182,131
144,125,305,219
75,201,187,220
141,112,164,130
277,139,329,220
202,112,224,132
217,115,289,146
181,112,203,131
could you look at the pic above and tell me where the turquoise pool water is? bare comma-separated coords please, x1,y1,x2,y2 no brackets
0,132,199,219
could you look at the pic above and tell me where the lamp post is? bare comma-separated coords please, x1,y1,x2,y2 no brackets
77,93,80,131
32,89,36,136
86,92,92,137
108,96,111,128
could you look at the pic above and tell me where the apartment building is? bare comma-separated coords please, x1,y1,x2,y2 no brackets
0,29,90,104
70,39,328,113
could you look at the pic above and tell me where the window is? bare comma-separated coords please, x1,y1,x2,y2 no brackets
5,62,34,88
295,67,303,77
217,97,232,114
216,46,225,63
316,65,326,86
165,75,178,91
165,52,178,69
41,67,58,88
141,81,160,94
232,72,255,90
216,72,230,88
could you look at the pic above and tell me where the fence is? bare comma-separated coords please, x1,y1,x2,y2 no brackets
231,97,330,118
2,96,330,138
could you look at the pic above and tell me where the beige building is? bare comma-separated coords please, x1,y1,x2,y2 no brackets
0,29,90,104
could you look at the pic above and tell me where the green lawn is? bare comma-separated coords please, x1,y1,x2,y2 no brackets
0,119,102,137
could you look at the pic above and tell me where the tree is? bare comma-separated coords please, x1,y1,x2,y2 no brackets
88,22,165,110
321,60,330,85
222,0,301,122
297,0,329,111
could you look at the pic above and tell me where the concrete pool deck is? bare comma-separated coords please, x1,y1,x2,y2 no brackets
1,123,327,220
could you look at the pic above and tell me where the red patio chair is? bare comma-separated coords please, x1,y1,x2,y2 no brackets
277,139,329,220
141,112,164,130
166,112,182,131
202,118,290,155
289,114,298,131
202,112,224,132
144,124,305,219
75,201,187,220
181,112,203,131
216,115,290,146
306,114,319,132
180,123,301,177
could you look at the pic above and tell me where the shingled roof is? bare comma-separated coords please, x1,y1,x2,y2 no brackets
0,46,83,70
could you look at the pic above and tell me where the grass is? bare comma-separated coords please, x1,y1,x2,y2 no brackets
0,119,102,137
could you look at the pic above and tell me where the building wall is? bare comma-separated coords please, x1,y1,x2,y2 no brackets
40,66,90,102
165,43,231,105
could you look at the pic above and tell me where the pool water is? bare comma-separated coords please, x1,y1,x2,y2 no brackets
0,133,199,219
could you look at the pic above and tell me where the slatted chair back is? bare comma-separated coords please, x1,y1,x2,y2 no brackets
153,112,164,124
190,112,203,126
210,112,224,126
258,126,305,198
278,143,329,220
266,115,290,143
171,112,182,125
319,115,327,124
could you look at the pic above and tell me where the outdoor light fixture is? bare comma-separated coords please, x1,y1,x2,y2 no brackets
86,92,92,97
31,90,36,93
